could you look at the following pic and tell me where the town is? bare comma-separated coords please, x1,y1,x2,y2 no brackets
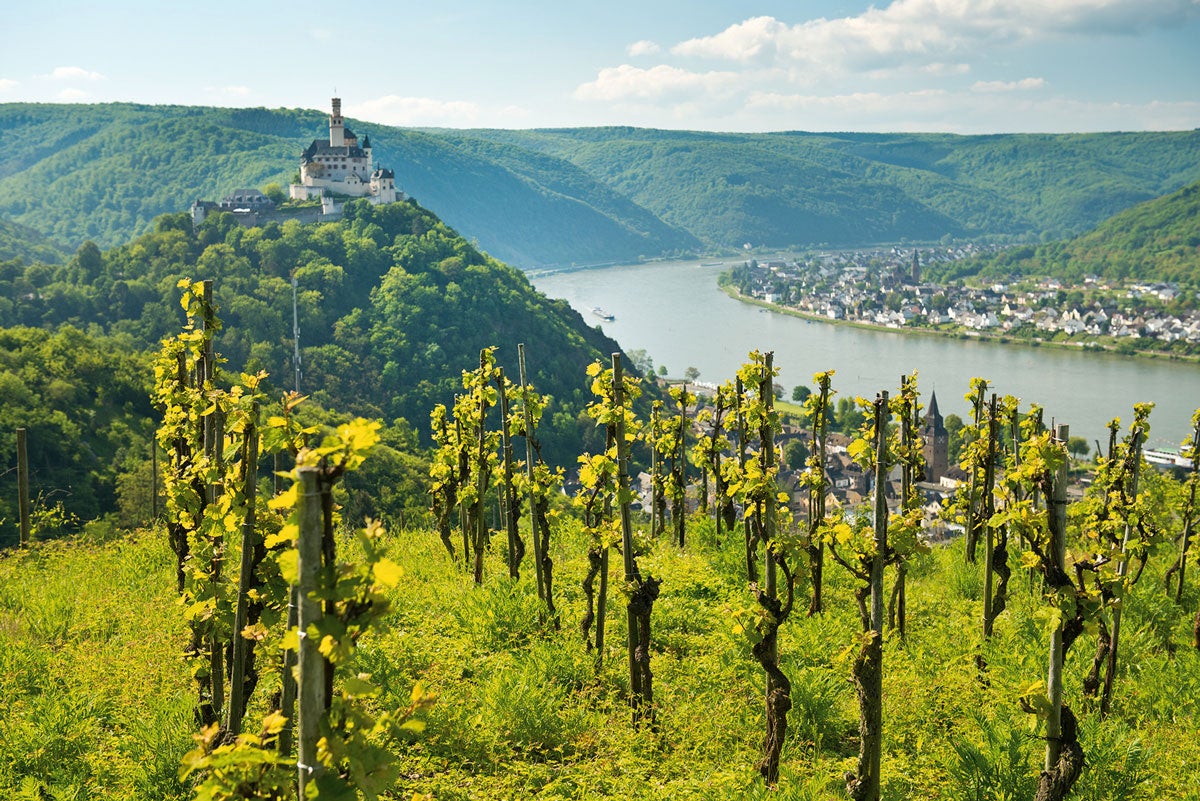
725,247,1200,357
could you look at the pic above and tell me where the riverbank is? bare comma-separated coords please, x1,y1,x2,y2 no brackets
720,284,1200,366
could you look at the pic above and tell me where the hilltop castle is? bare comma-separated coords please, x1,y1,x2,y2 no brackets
191,97,402,228
289,97,398,204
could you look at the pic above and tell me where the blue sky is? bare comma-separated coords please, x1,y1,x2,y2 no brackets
3,0,1198,133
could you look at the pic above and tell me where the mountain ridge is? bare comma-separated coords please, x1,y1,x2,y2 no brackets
2,103,1199,267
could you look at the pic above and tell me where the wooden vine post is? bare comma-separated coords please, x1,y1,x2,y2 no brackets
861,391,890,801
225,402,259,736
1043,423,1071,785
295,467,326,798
16,427,30,546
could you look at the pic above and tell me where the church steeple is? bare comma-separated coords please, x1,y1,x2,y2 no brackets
922,390,949,481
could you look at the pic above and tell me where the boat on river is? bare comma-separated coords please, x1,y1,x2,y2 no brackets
591,306,615,321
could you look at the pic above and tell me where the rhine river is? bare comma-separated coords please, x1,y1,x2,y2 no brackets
532,260,1200,453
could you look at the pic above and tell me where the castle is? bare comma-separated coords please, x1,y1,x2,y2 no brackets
191,97,402,228
289,97,398,204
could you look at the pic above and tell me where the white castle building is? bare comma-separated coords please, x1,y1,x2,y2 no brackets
289,97,399,204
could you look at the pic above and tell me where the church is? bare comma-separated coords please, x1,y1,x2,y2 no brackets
289,97,399,204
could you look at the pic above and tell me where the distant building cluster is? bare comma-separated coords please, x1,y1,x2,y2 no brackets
732,250,1200,352
190,97,403,229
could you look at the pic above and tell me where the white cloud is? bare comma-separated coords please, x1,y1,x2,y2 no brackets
310,27,333,41
348,95,484,127
57,88,89,101
627,40,661,56
669,1,1200,75
575,64,742,103
575,1,1199,132
0,78,18,92
972,77,1048,92
671,16,789,63
44,66,104,81
920,63,971,76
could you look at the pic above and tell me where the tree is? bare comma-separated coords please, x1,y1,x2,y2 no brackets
1067,436,1090,459
262,183,286,205
945,413,965,462
684,366,701,382
658,365,669,377
627,348,654,376
791,385,811,403
783,438,808,470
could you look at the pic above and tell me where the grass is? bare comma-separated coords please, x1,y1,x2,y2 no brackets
1,515,1198,800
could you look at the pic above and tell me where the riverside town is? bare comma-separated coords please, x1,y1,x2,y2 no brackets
725,247,1200,358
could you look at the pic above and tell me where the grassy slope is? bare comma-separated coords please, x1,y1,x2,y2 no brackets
3,517,1197,800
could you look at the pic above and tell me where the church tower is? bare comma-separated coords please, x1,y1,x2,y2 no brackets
329,97,345,147
922,390,949,482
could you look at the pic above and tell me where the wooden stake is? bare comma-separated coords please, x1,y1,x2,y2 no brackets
227,404,259,736
1045,424,1069,771
296,467,325,799
17,428,30,546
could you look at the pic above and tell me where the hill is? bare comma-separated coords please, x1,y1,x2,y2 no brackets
0,104,698,268
927,178,1200,286
0,199,639,542
0,216,68,263
3,103,1200,267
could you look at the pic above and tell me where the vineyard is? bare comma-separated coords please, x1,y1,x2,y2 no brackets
2,281,1200,801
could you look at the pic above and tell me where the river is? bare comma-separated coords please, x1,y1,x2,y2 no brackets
531,259,1200,452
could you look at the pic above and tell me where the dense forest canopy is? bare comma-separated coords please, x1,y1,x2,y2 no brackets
926,179,1200,287
2,103,1200,267
0,199,636,543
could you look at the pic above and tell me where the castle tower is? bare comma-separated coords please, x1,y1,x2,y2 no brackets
329,97,345,147
922,390,949,482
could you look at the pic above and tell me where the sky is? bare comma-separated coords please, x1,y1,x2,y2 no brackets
3,0,1198,134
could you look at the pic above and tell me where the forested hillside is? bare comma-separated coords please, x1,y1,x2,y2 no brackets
3,103,1199,267
926,179,1200,286
0,216,68,263
0,198,632,543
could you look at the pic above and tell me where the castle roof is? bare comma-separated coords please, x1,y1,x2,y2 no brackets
372,167,394,179
301,139,367,161
362,134,371,148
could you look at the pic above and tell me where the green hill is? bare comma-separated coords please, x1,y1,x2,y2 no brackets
0,199,638,542
3,103,1199,267
0,104,699,267
0,216,68,263
928,178,1200,286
